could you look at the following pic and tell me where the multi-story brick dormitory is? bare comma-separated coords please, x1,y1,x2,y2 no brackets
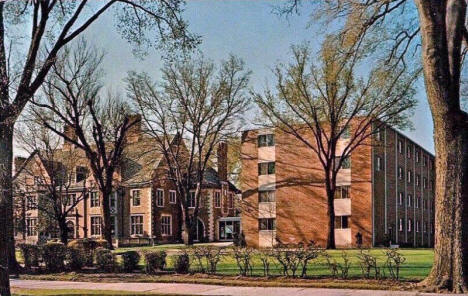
13,119,240,246
240,125,435,248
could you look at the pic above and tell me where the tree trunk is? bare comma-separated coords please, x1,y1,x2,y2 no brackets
181,215,195,245
0,123,13,296
415,0,468,292
58,218,68,245
325,171,336,249
100,190,113,250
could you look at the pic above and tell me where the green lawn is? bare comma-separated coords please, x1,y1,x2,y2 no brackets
12,288,192,296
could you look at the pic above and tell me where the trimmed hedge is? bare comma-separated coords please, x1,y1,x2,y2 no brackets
144,251,166,274
18,244,40,269
95,247,115,272
42,242,67,272
121,251,140,272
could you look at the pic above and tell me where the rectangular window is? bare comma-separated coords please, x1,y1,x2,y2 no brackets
258,162,275,175
416,220,420,233
423,199,427,209
161,215,172,236
375,127,383,141
259,218,276,231
430,222,433,234
110,216,116,235
430,180,434,191
407,194,412,207
169,190,177,204
398,167,403,180
399,218,404,232
91,216,102,236
132,189,141,207
408,219,412,232
415,196,420,209
398,140,403,154
416,174,420,187
131,215,144,236
75,166,87,183
424,222,428,233
257,134,275,147
334,216,349,229
415,150,420,163
399,192,403,206
66,194,76,207
259,190,276,202
110,192,117,208
156,189,164,207
26,218,37,236
90,192,100,207
407,170,412,183
407,145,411,158
423,177,428,189
188,191,196,208
229,194,234,209
336,156,351,169
334,186,350,199
423,155,428,167
376,156,383,171
26,195,37,210
214,191,221,208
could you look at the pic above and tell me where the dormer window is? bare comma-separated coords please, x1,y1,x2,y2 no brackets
76,166,87,183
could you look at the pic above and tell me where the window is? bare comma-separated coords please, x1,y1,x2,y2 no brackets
132,189,141,207
26,195,37,210
415,196,420,208
335,216,349,229
110,192,117,208
90,192,99,207
423,177,428,189
214,191,221,207
258,134,275,147
398,167,403,180
229,194,234,209
161,215,172,235
399,192,403,206
26,218,37,236
430,180,434,191
258,162,275,175
91,216,102,236
398,140,403,154
188,191,196,208
259,190,275,202
416,220,420,233
416,174,421,187
408,219,412,232
334,186,350,199
337,156,351,169
407,170,412,183
415,150,420,163
423,155,428,167
407,194,412,207
259,218,276,231
431,160,435,170
110,216,116,235
407,145,411,158
424,222,428,233
399,218,404,232
66,194,76,206
75,166,87,183
169,190,177,204
131,215,143,235
375,128,383,141
341,126,350,139
156,189,164,207
376,156,383,171
430,222,433,234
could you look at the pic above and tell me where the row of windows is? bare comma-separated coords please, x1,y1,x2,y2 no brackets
257,127,352,148
398,218,433,234
91,192,116,208
90,215,173,236
258,216,351,231
398,193,434,210
397,140,434,168
259,186,350,202
258,157,351,176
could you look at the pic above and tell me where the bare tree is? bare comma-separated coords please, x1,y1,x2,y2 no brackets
15,118,89,245
254,40,417,249
282,0,468,291
0,2,197,294
127,55,250,244
32,40,138,250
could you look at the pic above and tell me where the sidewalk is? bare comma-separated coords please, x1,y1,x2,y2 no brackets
10,279,462,296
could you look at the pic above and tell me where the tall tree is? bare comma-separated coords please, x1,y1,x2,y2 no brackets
0,1,197,294
285,0,468,292
15,119,88,245
254,40,417,249
127,55,250,244
32,40,139,250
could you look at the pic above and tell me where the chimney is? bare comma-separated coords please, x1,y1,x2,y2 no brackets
217,142,228,182
63,125,77,151
127,114,142,143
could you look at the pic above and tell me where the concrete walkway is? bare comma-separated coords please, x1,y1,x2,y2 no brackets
10,279,463,296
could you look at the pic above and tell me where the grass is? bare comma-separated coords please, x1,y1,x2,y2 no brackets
12,288,193,296
113,247,434,280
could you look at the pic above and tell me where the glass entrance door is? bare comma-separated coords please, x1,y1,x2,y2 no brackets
219,220,240,241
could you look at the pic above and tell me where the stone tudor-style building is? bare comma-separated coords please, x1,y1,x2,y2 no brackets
13,120,240,246
241,124,435,248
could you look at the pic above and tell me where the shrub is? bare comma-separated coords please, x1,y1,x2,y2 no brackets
173,252,190,274
95,248,115,272
42,242,67,272
68,239,100,266
232,246,254,276
144,251,167,274
191,246,223,274
324,251,351,279
95,239,108,249
257,248,274,277
357,249,381,279
121,251,140,272
66,247,88,271
271,241,322,278
384,248,406,280
18,244,40,269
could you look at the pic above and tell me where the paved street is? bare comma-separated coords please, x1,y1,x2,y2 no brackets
10,279,463,296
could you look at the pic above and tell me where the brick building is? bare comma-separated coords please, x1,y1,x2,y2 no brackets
240,125,435,248
13,121,239,246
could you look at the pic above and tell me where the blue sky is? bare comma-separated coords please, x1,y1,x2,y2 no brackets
81,0,434,153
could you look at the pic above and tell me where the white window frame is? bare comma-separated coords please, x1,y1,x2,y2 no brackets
408,219,412,232
26,218,37,236
161,215,172,236
399,218,403,232
169,190,177,204
214,191,221,208
376,156,382,171
130,215,144,236
416,220,420,233
407,170,412,183
228,193,234,209
188,191,196,208
398,140,403,154
156,189,164,207
407,194,412,207
399,192,403,205
131,189,141,207
90,191,100,207
90,216,102,237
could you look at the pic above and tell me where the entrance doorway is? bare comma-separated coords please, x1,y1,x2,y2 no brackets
219,217,241,241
